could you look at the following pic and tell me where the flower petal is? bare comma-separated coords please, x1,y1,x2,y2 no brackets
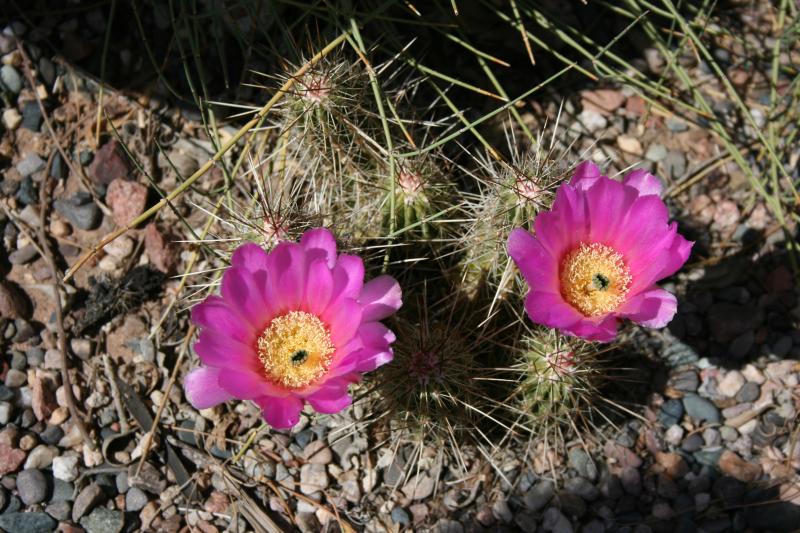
525,290,583,330
303,258,333,315
230,243,269,273
535,185,588,258
300,227,338,268
305,379,353,414
623,169,663,197
359,275,402,321
330,254,365,304
322,298,363,346
619,287,677,328
194,330,260,372
508,227,558,290
255,395,303,429
191,295,255,343
218,368,284,399
569,161,602,190
266,242,307,313
586,176,640,245
353,345,393,372
221,266,271,329
567,315,619,343
357,322,396,348
184,367,233,409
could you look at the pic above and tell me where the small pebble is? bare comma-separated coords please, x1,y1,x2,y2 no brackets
16,468,48,505
683,394,720,424
391,506,411,526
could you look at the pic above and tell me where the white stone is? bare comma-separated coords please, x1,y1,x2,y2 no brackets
52,454,80,481
103,236,134,259
24,445,57,469
2,108,21,130
665,425,685,446
717,370,745,397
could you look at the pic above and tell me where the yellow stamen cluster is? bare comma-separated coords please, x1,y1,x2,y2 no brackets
257,311,335,389
560,243,631,317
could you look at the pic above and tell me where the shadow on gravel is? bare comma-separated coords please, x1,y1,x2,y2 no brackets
668,228,798,369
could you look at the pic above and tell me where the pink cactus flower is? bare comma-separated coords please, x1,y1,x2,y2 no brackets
508,162,692,342
184,228,402,428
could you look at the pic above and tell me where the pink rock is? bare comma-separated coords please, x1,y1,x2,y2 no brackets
32,372,57,421
0,442,27,475
604,441,643,470
106,178,148,227
144,223,178,274
89,139,131,185
581,89,626,116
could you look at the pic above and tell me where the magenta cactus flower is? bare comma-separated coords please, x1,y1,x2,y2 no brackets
508,162,692,342
184,228,402,428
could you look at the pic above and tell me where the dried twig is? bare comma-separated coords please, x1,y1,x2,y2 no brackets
37,154,95,450
14,41,97,449
102,353,130,433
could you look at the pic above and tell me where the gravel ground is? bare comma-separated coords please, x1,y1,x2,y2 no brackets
0,6,799,533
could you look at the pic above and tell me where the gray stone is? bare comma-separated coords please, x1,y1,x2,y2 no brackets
682,394,720,424
17,154,45,178
542,507,574,533
125,487,148,511
681,433,704,453
72,482,104,522
668,370,699,393
25,347,44,367
80,507,124,533
21,102,42,132
0,65,23,94
645,144,667,162
51,479,74,502
735,382,759,403
54,193,101,231
17,468,48,505
664,150,687,177
694,447,724,468
568,448,597,481
391,506,411,526
524,480,555,511
565,477,599,501
666,117,689,133
127,462,166,494
299,463,328,495
38,58,55,86
0,512,56,533
45,501,71,521
659,399,684,427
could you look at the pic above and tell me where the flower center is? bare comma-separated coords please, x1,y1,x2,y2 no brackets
257,311,335,388
560,243,631,317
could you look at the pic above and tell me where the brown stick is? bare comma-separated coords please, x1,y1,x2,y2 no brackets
15,38,96,449
37,156,96,449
